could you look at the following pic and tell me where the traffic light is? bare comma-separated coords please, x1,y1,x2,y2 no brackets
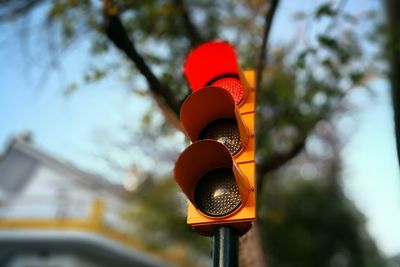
174,41,256,236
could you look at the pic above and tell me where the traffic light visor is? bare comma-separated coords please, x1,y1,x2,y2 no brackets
183,40,252,106
174,140,250,209
184,41,239,91
180,86,250,154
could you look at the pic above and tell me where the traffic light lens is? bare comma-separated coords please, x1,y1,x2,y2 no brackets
200,119,242,155
194,168,241,217
211,77,243,104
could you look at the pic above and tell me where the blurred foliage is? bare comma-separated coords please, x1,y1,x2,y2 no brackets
0,0,389,266
128,177,211,266
259,177,386,267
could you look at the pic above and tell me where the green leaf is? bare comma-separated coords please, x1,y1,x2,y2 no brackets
84,68,106,83
63,83,78,96
349,71,364,84
315,3,336,19
293,11,307,21
317,35,338,50
296,48,317,69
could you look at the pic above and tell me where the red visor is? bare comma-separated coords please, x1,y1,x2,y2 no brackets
184,41,243,104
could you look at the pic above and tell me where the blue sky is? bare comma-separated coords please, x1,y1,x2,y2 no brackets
341,80,400,256
0,0,399,258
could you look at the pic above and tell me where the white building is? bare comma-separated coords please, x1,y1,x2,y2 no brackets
0,133,168,267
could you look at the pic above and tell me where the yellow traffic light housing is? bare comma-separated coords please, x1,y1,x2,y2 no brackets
174,41,256,236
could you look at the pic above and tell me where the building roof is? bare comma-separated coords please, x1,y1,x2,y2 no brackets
0,133,128,198
0,133,170,267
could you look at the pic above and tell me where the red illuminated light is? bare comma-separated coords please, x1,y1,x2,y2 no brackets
184,41,243,105
211,77,243,104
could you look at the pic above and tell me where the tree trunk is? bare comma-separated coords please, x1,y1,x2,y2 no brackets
239,222,267,267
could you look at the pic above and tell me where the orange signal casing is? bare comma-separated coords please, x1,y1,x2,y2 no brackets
175,71,256,236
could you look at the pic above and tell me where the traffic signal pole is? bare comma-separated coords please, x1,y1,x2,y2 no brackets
212,226,239,267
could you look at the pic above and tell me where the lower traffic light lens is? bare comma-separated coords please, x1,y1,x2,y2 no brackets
200,119,242,155
194,168,241,217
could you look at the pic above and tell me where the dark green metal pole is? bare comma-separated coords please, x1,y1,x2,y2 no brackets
212,226,239,267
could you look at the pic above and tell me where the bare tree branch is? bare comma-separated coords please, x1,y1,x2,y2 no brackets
102,1,182,128
254,0,280,195
256,136,306,191
256,80,357,193
255,0,364,192
172,0,204,48
324,0,348,34
255,0,280,93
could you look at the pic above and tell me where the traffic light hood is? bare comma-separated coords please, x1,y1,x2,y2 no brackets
174,140,250,208
180,86,250,152
184,41,240,91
